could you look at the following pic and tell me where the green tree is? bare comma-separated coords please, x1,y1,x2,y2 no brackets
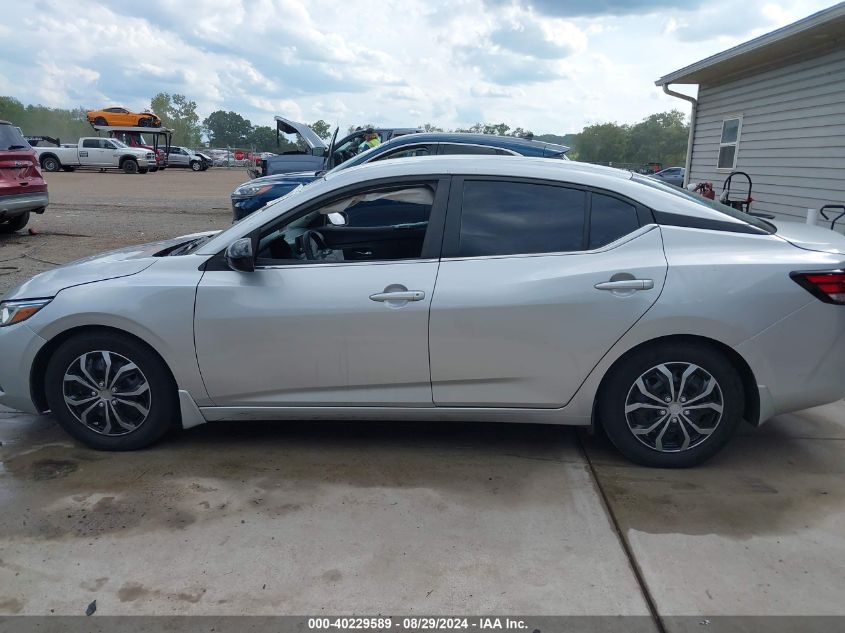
0,97,91,143
150,92,202,146
246,125,286,153
627,109,688,167
573,122,630,164
202,110,253,147
310,119,332,140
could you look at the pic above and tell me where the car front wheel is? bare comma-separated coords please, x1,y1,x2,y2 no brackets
45,332,178,450
190,160,202,171
598,342,744,468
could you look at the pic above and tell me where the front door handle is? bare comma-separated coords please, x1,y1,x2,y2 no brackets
594,279,654,291
369,290,425,302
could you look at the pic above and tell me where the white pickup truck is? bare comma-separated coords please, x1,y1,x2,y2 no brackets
34,137,155,174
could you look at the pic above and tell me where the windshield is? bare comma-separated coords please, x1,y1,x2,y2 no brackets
633,174,776,234
0,123,29,150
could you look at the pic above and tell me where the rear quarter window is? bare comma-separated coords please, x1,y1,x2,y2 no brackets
589,193,640,249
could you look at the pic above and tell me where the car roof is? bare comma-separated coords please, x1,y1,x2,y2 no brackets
380,132,568,153
0,120,12,125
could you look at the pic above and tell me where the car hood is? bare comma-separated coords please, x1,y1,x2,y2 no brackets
248,171,317,186
274,116,327,151
771,220,845,255
2,231,218,301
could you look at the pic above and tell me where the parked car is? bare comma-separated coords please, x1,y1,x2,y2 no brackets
195,150,213,169
3,155,845,467
34,138,155,174
651,167,685,187
109,131,164,172
231,132,570,220
87,107,161,128
0,120,48,233
262,116,420,176
166,146,208,171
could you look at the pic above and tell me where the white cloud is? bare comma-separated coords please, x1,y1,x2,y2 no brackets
0,0,836,136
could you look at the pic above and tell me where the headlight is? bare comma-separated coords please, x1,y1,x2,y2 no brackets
233,184,272,197
0,298,51,327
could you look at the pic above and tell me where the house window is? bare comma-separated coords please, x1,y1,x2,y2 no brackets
718,117,742,169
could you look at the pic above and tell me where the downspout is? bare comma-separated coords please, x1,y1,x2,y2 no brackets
661,83,697,187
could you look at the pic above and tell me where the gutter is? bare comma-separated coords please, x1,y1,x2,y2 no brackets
661,84,697,188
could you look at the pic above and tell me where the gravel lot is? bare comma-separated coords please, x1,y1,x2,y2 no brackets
0,168,248,296
1,168,844,625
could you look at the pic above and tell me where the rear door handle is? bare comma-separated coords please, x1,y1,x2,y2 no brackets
369,290,425,302
594,279,654,291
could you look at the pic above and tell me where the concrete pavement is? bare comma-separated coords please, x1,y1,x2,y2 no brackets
0,408,651,616
1,400,844,622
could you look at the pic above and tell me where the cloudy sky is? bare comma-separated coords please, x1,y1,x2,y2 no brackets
0,0,836,134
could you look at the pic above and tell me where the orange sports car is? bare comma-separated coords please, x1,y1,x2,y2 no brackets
86,107,161,128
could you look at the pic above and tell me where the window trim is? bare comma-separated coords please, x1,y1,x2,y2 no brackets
371,144,435,162
440,176,651,260
717,115,742,171
436,142,519,157
205,175,452,271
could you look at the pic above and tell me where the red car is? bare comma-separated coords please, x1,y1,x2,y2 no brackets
111,131,164,171
0,121,48,233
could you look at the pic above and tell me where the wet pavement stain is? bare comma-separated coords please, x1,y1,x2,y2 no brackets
117,582,206,604
28,459,78,481
0,597,23,614
584,433,845,539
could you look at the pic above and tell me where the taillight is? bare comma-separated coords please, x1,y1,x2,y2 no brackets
791,270,845,304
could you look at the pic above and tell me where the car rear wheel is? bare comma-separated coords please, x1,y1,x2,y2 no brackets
41,156,61,172
45,332,178,450
597,342,744,468
93,117,107,126
0,212,30,233
122,159,139,174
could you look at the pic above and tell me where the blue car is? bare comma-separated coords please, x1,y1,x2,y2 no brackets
231,132,570,221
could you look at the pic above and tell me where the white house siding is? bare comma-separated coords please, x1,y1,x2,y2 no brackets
689,46,845,228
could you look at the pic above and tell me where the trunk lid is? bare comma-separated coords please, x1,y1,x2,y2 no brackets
274,116,328,152
771,219,845,255
0,123,46,196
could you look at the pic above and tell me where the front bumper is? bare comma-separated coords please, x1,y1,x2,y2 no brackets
0,322,47,413
0,191,49,219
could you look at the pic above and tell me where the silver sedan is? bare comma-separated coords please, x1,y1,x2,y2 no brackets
2,156,845,467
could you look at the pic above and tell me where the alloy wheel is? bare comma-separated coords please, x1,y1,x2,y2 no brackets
62,351,151,436
624,362,724,452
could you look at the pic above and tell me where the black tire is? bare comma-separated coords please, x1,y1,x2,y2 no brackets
122,158,139,174
94,117,107,126
138,118,150,127
138,167,149,174
597,342,744,468
190,160,202,171
44,332,178,450
0,212,29,233
41,155,61,172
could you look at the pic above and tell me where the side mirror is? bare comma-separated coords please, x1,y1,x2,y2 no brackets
225,238,255,272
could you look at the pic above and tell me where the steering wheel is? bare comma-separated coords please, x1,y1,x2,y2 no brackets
300,229,329,260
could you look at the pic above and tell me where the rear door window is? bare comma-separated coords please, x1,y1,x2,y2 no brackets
457,180,586,257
